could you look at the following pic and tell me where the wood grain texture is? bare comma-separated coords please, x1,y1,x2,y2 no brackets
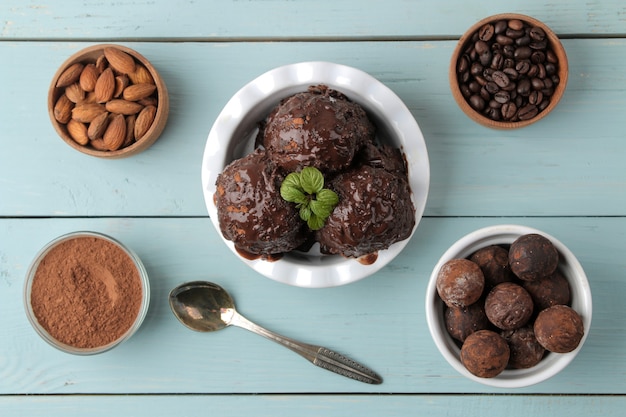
1,217,624,395
1,40,625,217
1,0,625,414
1,394,625,416
1,0,625,39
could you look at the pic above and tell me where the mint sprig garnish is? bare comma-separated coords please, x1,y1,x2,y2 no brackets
280,166,339,230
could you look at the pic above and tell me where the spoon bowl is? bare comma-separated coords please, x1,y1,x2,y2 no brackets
169,281,382,384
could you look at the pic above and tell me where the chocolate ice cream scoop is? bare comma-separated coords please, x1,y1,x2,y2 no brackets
316,165,415,258
215,148,308,257
262,84,375,173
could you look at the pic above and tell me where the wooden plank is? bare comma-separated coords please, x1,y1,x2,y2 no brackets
1,394,625,416
1,216,624,394
1,0,625,39
1,40,625,217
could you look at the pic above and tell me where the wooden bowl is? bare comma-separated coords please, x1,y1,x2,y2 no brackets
450,14,568,129
48,44,169,158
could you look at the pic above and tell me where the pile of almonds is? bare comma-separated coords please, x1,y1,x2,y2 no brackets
53,47,159,152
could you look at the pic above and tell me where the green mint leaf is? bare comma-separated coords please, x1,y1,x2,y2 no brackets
299,205,312,221
310,199,333,219
307,213,326,230
300,166,324,194
316,188,339,208
280,172,307,204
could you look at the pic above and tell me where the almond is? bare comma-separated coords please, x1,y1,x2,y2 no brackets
95,54,108,73
66,119,89,145
103,114,126,150
90,138,108,151
53,94,74,124
124,114,136,147
72,103,106,123
134,105,157,140
104,47,136,74
65,82,85,103
56,62,84,88
83,91,98,104
87,111,111,140
138,96,158,107
128,64,154,85
113,74,130,98
95,67,115,103
123,83,157,101
105,99,143,115
79,64,99,92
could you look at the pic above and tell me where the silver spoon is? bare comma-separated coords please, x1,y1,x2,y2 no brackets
169,281,382,385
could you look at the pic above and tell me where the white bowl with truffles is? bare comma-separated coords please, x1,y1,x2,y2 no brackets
201,62,430,288
425,224,592,388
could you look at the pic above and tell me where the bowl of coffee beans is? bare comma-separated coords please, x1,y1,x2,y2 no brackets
425,225,592,388
450,14,568,129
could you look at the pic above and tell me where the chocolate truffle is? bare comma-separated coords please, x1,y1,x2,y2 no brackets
436,259,485,308
316,165,415,258
509,233,559,281
461,330,510,378
262,84,375,173
445,303,492,342
215,148,308,257
485,282,534,330
470,245,515,289
523,270,571,312
534,305,584,353
501,326,545,369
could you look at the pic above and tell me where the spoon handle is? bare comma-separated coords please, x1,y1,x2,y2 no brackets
228,310,382,385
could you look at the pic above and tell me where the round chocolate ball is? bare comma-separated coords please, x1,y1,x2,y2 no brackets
509,233,559,281
501,326,545,369
436,259,485,308
485,282,534,330
460,330,510,378
523,270,571,312
534,305,584,353
445,303,492,342
470,245,514,289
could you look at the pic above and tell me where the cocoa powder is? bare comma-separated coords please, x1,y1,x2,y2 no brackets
30,235,143,349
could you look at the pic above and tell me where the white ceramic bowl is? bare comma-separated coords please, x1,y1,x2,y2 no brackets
201,61,430,288
425,224,592,388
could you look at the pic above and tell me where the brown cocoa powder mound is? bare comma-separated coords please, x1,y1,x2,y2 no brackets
30,236,143,349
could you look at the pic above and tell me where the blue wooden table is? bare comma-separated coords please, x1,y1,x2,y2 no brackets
1,1,625,415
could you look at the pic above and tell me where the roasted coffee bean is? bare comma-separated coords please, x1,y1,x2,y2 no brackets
503,67,519,80
479,51,492,66
470,95,486,111
457,18,560,123
457,55,470,73
529,26,546,41
531,77,545,90
496,34,514,45
494,20,508,34
508,19,524,30
516,60,531,74
475,40,490,54
485,81,500,94
460,84,472,98
528,90,543,105
516,35,531,46
518,104,538,120
491,53,504,70
514,46,532,60
517,78,532,95
531,51,546,64
492,71,510,88
479,23,495,41
494,90,511,104
501,102,518,120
